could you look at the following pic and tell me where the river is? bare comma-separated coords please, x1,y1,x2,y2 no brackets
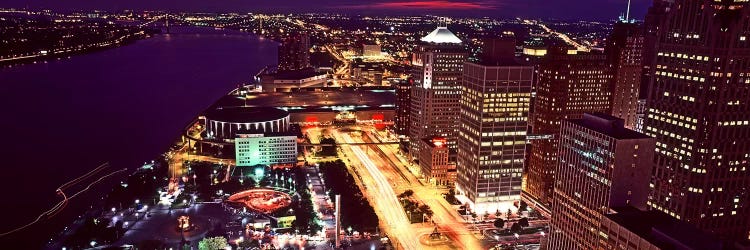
0,27,276,247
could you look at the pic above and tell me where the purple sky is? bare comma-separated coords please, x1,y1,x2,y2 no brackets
2,0,652,20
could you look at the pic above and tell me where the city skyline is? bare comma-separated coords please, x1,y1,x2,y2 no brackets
2,0,652,20
2,1,750,249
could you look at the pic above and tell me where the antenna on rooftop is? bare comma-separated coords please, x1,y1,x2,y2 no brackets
626,0,631,21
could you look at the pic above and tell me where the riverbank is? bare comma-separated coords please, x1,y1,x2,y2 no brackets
0,27,276,247
0,29,158,67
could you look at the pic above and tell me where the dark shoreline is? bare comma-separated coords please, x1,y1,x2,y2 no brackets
0,29,159,68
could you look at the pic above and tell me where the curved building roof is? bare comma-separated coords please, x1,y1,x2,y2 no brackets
420,26,462,44
206,107,289,123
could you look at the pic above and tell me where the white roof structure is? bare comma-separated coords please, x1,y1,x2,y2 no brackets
420,26,462,44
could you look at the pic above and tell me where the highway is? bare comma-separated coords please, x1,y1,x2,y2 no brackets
334,129,419,250
331,126,487,249
304,125,547,249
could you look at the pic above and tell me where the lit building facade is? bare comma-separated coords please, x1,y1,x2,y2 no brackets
362,44,382,58
635,98,647,133
235,133,297,167
418,137,456,186
394,79,412,136
278,32,311,71
409,26,466,163
205,107,291,140
456,61,533,213
643,0,750,240
607,21,644,129
525,50,613,207
548,113,654,249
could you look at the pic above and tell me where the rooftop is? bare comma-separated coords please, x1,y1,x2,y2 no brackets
605,206,724,250
205,106,289,123
568,113,651,140
268,68,325,80
420,26,462,44
214,87,395,112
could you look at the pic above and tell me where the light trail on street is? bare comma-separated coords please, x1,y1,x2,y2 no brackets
338,132,418,250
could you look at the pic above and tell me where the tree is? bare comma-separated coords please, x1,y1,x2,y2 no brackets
493,218,505,229
419,204,433,218
399,189,414,198
198,236,228,250
518,217,530,228
319,137,338,156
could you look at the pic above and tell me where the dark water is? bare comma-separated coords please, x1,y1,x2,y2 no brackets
0,27,276,246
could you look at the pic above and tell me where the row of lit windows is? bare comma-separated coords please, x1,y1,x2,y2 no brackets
647,113,697,130
479,140,526,147
719,120,750,126
657,51,710,61
481,131,526,137
656,71,706,82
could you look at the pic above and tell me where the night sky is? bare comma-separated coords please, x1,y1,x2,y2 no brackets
4,0,653,20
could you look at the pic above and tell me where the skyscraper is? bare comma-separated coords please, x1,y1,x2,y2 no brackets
525,49,613,207
456,39,533,213
640,0,672,104
409,26,466,165
643,0,750,240
394,78,412,137
606,21,644,129
548,113,655,249
277,32,310,71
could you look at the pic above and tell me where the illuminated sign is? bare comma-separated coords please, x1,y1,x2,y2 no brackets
276,215,296,228
431,137,447,147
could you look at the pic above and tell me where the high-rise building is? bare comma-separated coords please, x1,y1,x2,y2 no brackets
394,79,412,137
456,54,533,213
548,113,655,249
278,32,310,71
640,0,672,103
606,21,644,129
525,49,613,207
409,26,466,164
643,0,750,241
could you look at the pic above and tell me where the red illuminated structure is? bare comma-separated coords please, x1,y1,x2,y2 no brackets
418,137,455,186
